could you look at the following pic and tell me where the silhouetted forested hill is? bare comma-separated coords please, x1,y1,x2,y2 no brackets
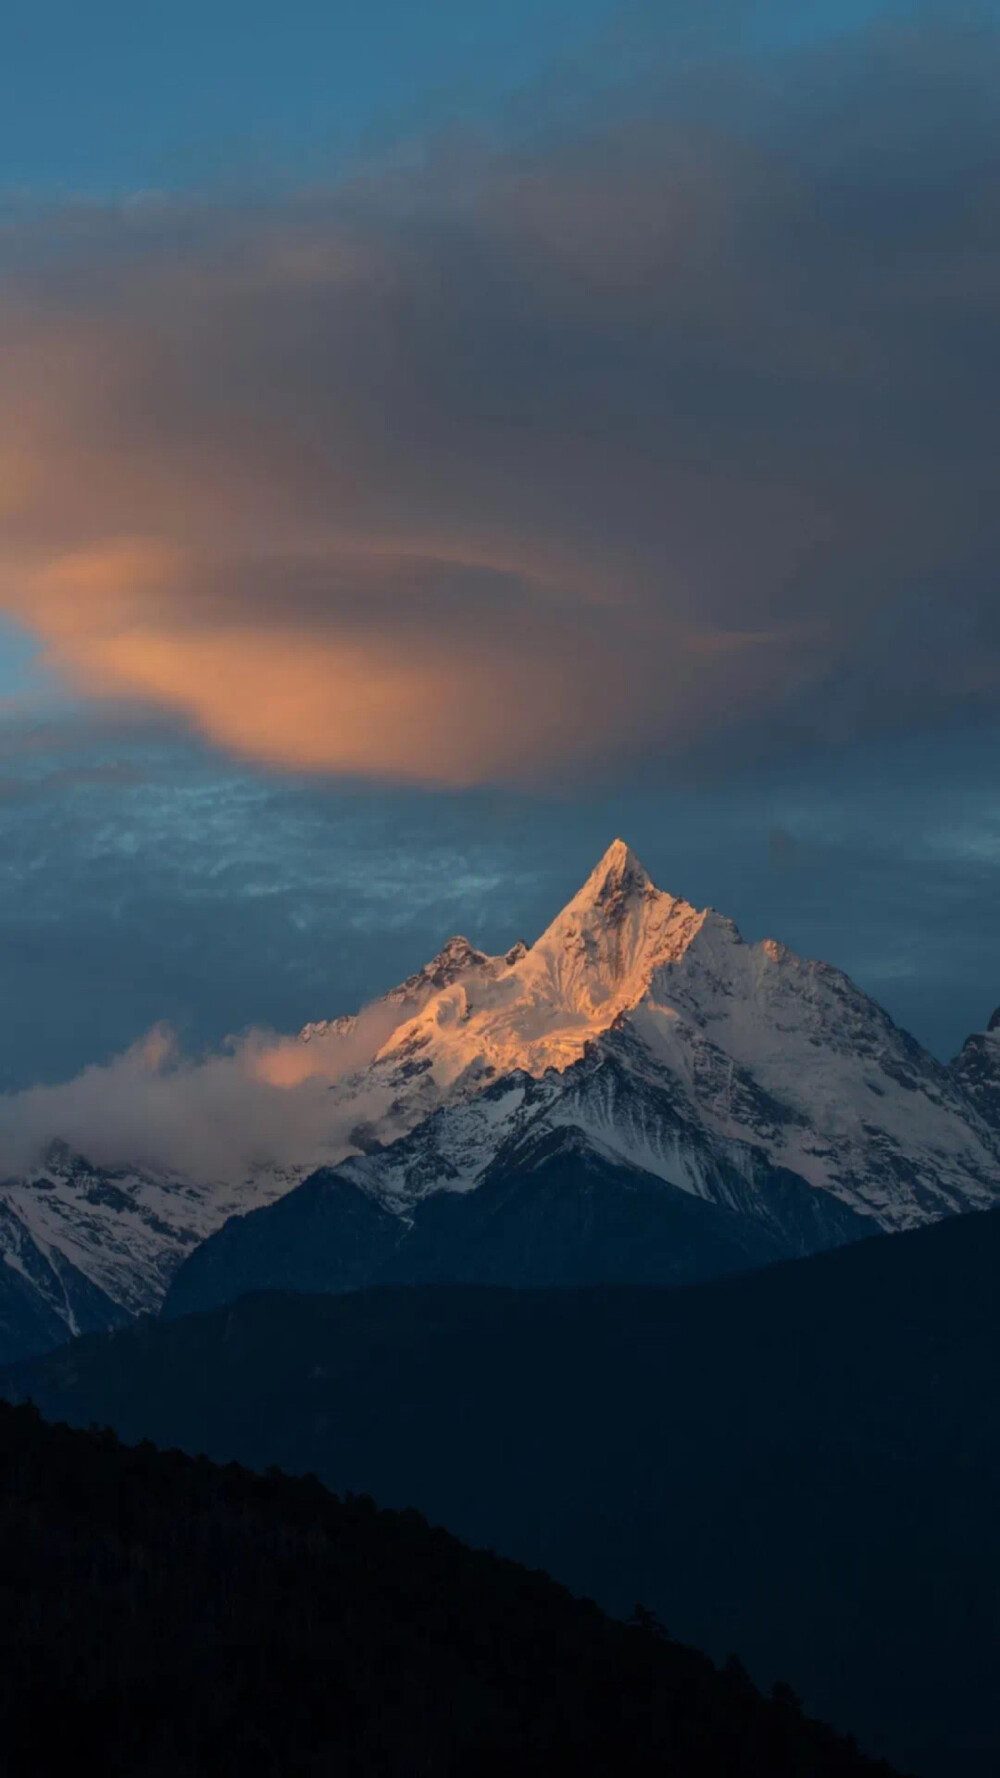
6,1209,999,1776
0,1399,897,1778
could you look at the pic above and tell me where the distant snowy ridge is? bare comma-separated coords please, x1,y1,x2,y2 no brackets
0,1141,296,1361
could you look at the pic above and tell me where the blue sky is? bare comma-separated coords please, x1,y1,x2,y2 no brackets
1,0,921,194
3,0,624,192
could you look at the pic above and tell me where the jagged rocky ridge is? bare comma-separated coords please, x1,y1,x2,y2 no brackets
951,1007,1000,1132
6,841,1000,1354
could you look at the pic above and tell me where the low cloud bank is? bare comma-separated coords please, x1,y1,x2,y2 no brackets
0,1003,408,1181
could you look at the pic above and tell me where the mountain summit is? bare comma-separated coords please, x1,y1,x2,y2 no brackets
569,836,654,906
348,841,718,1103
524,838,707,1015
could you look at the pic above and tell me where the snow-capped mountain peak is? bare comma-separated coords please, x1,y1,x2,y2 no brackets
568,836,654,907
528,838,706,1006
305,842,704,1083
7,838,1000,1366
312,842,1000,1232
364,843,712,1093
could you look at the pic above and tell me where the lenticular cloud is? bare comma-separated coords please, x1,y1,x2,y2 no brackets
1,19,999,782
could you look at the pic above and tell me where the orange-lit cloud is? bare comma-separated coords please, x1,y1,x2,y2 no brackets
15,536,813,784
1,25,998,784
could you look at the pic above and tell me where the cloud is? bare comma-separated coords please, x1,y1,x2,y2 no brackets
1,14,998,784
0,1002,411,1181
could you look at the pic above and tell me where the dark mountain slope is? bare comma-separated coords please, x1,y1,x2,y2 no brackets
163,1164,406,1318
164,1123,817,1318
381,1126,791,1285
0,1399,897,1778
7,1209,1000,1777
163,1102,871,1329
